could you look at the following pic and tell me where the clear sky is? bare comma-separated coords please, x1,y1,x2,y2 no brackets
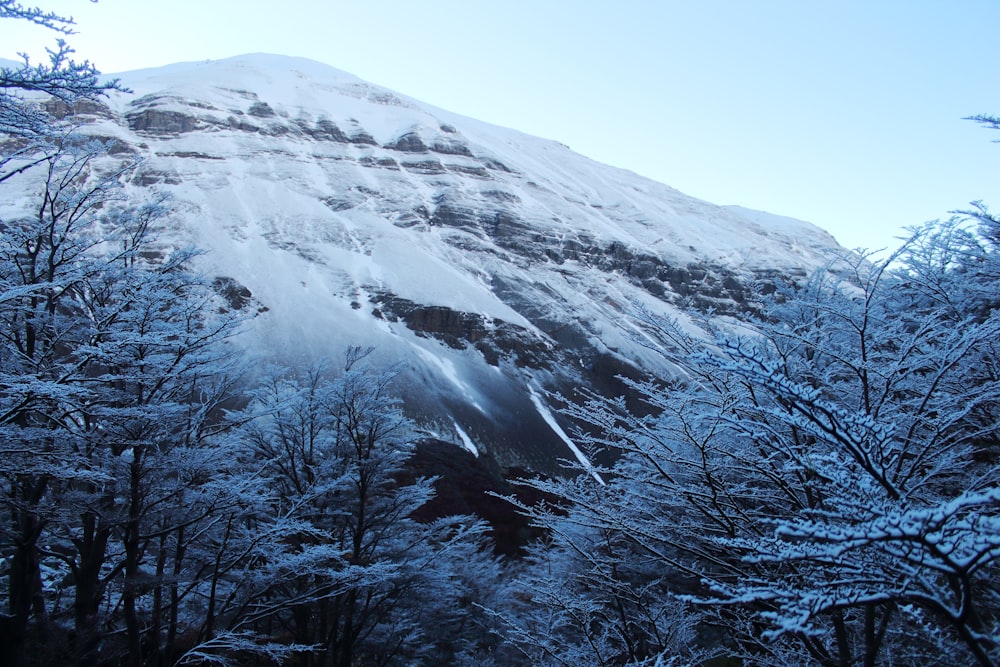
4,1,999,252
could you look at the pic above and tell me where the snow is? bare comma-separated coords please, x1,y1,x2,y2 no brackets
411,345,487,416
102,54,840,266
45,52,846,464
527,385,604,485
452,422,479,457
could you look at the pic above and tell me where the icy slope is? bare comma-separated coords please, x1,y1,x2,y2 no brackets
38,54,843,470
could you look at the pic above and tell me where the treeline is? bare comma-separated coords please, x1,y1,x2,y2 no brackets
3,5,1000,666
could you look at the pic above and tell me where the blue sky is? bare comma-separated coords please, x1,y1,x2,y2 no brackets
4,1,999,252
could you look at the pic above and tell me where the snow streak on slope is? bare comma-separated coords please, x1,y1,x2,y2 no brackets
527,386,604,485
26,54,846,470
453,422,479,457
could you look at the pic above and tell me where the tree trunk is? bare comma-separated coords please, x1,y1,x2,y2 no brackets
4,478,48,667
72,510,112,667
122,453,144,667
164,526,186,667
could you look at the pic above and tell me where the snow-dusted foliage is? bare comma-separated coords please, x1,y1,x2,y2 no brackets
204,354,502,667
505,225,1000,665
0,121,249,667
0,1,121,185
486,485,712,667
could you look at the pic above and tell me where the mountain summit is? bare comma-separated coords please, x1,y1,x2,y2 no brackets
42,54,843,470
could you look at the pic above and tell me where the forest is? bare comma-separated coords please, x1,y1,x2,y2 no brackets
1,3,999,666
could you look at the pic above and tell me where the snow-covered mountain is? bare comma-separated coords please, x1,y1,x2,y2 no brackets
27,54,844,471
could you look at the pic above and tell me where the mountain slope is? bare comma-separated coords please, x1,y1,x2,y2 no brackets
16,54,844,470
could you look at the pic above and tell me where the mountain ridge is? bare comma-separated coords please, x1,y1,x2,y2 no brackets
7,53,847,471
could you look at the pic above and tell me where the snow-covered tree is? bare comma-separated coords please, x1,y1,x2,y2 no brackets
194,354,499,667
0,134,132,664
0,9,258,664
508,224,1000,665
1,1,122,182
486,506,710,667
0,123,246,665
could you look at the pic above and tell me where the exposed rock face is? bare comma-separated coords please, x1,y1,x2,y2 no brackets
247,101,276,118
385,131,428,152
29,54,844,472
211,276,268,314
127,107,200,133
300,118,349,142
42,97,114,120
371,294,553,368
